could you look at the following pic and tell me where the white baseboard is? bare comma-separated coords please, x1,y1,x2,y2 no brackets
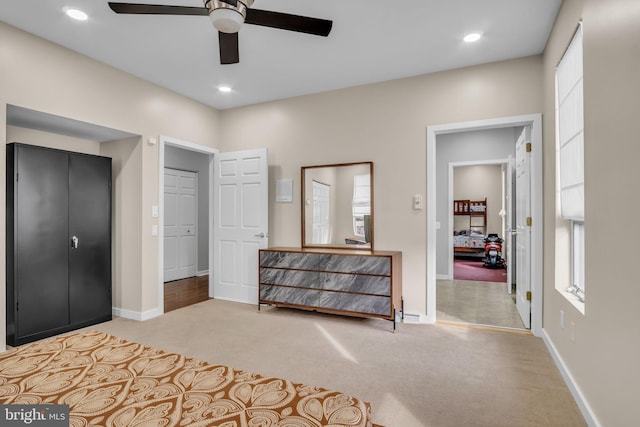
113,307,163,321
436,274,449,280
197,270,209,277
541,329,601,427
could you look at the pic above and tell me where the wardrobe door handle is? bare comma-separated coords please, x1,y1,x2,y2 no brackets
71,236,79,249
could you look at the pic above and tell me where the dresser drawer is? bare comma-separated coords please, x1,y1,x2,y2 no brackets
260,267,391,296
260,285,392,316
260,251,391,275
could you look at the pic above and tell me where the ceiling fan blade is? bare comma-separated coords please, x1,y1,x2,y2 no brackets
245,9,332,37
108,2,209,16
219,32,239,64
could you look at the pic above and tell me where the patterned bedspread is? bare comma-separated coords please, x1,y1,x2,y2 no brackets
0,331,372,426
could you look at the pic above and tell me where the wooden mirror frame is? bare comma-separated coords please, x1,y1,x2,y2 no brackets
301,161,374,250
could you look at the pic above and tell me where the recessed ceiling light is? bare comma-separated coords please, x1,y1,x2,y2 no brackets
65,8,88,21
218,86,232,93
464,33,482,43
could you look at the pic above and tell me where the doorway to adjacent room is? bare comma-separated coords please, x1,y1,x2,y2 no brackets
427,114,543,334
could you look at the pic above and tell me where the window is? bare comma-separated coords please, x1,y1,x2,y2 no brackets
569,221,585,301
352,174,370,238
556,23,585,302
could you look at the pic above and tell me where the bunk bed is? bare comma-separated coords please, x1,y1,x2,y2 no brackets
453,198,487,255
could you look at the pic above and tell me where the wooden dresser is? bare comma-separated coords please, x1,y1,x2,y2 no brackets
259,247,402,329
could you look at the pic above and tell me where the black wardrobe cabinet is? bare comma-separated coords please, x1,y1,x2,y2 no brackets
6,143,112,346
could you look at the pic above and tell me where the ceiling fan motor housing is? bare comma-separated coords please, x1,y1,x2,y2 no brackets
206,0,254,33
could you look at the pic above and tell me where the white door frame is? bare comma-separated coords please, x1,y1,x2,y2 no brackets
447,158,509,280
158,136,219,314
427,114,543,336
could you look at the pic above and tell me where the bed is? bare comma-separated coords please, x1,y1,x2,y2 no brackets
453,198,487,256
453,229,486,254
0,331,374,427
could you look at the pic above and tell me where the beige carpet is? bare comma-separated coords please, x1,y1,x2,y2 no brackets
0,330,372,426
78,299,585,427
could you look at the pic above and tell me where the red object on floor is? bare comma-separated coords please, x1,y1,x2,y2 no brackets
454,258,507,282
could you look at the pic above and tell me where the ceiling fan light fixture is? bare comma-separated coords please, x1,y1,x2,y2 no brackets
210,7,244,33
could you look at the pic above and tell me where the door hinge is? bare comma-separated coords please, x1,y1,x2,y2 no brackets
526,142,532,152
526,291,532,301
526,217,532,227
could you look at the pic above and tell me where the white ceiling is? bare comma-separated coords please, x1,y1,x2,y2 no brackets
0,0,562,110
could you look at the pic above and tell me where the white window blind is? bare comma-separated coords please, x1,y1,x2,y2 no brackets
557,24,584,221
352,174,371,215
352,174,370,237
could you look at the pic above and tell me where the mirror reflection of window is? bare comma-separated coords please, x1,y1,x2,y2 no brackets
352,174,370,239
312,180,330,244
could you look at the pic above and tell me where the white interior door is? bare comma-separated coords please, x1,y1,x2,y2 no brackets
312,180,330,244
515,127,531,328
505,158,514,294
213,148,268,304
164,168,197,282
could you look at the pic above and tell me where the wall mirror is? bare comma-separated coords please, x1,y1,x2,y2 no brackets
302,162,374,250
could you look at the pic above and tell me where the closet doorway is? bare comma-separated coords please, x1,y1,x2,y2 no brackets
160,138,216,313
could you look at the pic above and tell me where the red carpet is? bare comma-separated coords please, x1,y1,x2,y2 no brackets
454,258,506,282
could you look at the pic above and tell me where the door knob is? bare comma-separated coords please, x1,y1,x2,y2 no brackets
254,233,266,238
71,236,79,249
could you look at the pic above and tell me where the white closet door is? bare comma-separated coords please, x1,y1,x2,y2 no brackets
164,168,197,282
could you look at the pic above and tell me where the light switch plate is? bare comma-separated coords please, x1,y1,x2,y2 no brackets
413,194,424,210
152,205,159,218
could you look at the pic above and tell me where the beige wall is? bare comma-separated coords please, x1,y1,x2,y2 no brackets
101,137,144,314
542,0,640,425
219,55,543,317
0,22,221,347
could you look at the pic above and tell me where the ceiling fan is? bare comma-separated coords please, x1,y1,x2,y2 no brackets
108,1,333,64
